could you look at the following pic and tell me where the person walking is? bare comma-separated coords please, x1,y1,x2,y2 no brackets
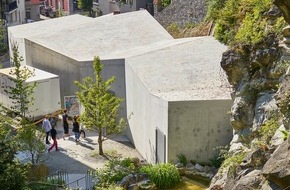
48,124,59,153
62,110,70,140
42,115,52,144
72,115,80,142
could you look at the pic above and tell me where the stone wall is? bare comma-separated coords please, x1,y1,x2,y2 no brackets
154,0,206,28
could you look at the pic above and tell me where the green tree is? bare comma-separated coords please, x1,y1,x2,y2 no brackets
78,0,94,17
4,43,37,118
0,108,28,190
0,19,8,55
74,56,126,155
16,119,46,165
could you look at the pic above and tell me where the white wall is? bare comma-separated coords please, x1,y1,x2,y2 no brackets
0,74,61,118
7,29,26,65
168,100,233,163
30,77,61,118
126,60,168,164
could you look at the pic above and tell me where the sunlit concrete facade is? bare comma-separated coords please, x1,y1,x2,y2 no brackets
7,11,233,164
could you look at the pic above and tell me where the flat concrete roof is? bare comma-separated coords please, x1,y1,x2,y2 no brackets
0,66,58,83
26,10,173,61
126,36,231,101
8,14,94,38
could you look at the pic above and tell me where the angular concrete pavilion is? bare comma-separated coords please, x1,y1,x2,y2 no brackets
7,10,233,164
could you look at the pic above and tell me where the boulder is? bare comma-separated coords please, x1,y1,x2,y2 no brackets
230,97,254,130
252,93,278,131
232,170,264,190
220,49,248,86
262,141,290,189
271,124,287,147
240,149,268,168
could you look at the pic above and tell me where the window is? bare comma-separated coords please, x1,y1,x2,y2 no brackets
26,10,31,19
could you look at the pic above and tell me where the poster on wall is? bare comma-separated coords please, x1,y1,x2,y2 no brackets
64,96,80,116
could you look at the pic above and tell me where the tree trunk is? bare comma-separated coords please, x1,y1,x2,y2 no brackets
98,127,104,155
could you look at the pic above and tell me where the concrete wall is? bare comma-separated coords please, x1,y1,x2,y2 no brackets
168,100,233,163
30,77,61,117
25,40,127,118
0,74,61,118
26,4,41,21
98,0,119,15
126,60,168,164
7,30,25,66
99,0,152,14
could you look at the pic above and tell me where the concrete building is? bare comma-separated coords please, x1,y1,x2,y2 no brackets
7,14,94,65
98,0,153,15
7,10,233,163
46,0,74,15
0,66,61,118
124,37,232,163
25,0,43,22
1,0,26,26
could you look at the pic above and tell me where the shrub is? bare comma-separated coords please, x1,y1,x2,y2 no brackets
177,153,187,166
209,145,230,168
140,163,180,189
207,0,284,46
95,158,138,188
220,151,246,175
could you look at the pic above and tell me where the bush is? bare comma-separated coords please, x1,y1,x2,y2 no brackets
177,153,187,166
95,158,138,188
140,163,180,189
207,0,285,46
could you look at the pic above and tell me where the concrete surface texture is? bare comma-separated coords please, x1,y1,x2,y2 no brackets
125,36,233,163
7,14,94,64
25,10,172,62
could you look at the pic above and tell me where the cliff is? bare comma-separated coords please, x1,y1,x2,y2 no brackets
209,0,290,189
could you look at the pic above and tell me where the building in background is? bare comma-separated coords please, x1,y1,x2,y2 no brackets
45,0,74,16
0,0,25,26
8,11,233,164
98,0,153,15
25,0,44,22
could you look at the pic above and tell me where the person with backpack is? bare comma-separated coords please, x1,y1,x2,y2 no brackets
62,110,70,140
42,114,52,144
48,124,59,153
72,115,80,142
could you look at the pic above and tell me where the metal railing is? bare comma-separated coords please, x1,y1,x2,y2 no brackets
47,170,98,190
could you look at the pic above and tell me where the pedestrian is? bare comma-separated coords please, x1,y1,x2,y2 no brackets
62,110,70,140
48,124,59,153
49,114,56,128
42,114,52,144
72,115,80,142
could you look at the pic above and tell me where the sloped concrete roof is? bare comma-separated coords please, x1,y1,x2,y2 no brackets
8,14,94,38
26,10,173,61
0,66,58,82
126,36,231,101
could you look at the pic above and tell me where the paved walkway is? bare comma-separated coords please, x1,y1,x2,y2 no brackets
43,124,143,175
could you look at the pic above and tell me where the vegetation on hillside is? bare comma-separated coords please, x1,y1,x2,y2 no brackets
206,0,286,46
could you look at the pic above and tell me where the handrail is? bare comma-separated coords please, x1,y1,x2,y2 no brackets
66,175,86,186
33,109,63,125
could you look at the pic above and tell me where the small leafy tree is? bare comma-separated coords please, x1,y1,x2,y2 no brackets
74,56,126,155
78,0,94,17
4,43,37,118
0,107,28,189
16,119,46,165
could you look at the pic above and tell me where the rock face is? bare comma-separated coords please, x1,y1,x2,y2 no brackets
210,4,290,190
263,141,290,189
153,0,206,28
274,0,290,24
